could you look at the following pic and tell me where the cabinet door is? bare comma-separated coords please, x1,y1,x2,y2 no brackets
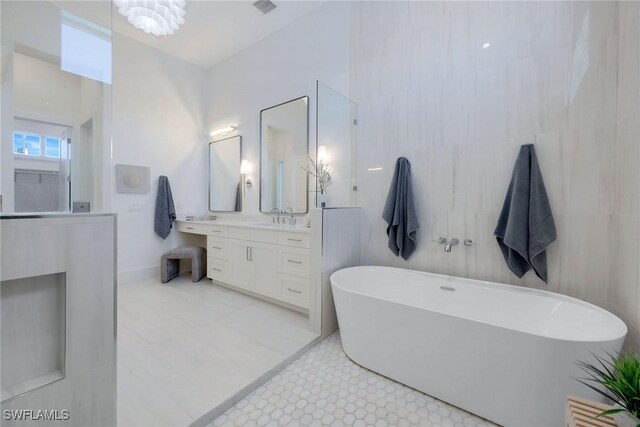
229,240,254,290
251,242,279,298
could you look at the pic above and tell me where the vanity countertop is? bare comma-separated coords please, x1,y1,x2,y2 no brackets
176,219,311,234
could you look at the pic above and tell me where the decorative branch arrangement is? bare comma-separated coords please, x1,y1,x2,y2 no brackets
301,156,333,195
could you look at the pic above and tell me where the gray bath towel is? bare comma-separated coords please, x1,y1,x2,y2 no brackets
494,144,556,283
382,157,420,260
154,175,176,239
234,181,242,212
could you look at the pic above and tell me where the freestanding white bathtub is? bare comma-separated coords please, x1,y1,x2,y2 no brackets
331,266,627,427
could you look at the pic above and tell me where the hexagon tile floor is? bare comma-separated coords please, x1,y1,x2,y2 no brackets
208,332,496,427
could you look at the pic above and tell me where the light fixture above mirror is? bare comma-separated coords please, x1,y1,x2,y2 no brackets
113,0,186,36
210,125,237,139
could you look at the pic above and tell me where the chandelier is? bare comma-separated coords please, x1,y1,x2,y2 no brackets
114,0,186,36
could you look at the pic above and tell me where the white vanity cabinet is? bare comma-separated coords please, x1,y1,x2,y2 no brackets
179,221,311,310
177,208,361,336
227,240,279,298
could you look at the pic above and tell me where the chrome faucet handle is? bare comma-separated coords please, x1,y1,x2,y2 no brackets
433,237,447,244
463,239,476,246
443,238,459,253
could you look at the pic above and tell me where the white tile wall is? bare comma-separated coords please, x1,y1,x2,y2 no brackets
351,1,640,350
612,1,640,351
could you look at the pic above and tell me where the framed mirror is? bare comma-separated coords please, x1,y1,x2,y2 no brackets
209,135,242,212
260,96,309,213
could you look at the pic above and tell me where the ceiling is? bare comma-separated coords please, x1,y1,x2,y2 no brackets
111,0,325,69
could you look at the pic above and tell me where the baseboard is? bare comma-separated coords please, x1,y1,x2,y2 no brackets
189,335,324,427
118,265,159,285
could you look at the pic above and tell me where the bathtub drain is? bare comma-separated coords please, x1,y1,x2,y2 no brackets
440,286,456,292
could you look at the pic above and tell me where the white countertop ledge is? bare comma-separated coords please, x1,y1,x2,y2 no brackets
176,219,311,234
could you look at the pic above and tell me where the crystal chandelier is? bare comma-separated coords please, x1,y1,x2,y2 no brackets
114,0,186,36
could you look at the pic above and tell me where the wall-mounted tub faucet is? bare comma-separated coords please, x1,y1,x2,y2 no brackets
444,238,459,252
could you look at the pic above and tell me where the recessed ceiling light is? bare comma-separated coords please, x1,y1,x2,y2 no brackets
482,42,491,49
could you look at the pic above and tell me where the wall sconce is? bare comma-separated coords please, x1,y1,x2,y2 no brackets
210,125,236,138
240,159,252,197
317,145,329,163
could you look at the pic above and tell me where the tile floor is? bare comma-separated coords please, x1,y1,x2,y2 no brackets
209,333,496,427
118,275,318,427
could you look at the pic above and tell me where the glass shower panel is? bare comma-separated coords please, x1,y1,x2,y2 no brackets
316,81,358,208
0,1,112,213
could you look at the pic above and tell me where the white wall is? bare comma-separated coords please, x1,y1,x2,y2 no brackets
611,1,640,351
13,53,80,126
1,46,15,212
352,1,640,351
112,33,208,281
207,2,351,215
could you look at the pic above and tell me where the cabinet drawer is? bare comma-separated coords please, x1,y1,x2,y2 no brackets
228,227,278,245
278,232,310,248
177,221,208,235
207,237,229,260
208,258,231,283
279,248,310,278
278,274,309,309
207,225,227,237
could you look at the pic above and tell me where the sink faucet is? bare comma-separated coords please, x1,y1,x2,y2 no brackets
271,208,280,224
285,207,296,225
444,238,459,252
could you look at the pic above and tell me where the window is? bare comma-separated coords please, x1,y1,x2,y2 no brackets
13,133,41,156
45,137,61,158
13,132,61,159
61,12,112,84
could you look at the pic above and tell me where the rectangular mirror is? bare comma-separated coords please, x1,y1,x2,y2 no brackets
260,96,309,213
209,136,242,212
1,1,112,213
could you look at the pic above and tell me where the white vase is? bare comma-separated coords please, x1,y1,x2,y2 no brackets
318,194,330,208
614,405,640,427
